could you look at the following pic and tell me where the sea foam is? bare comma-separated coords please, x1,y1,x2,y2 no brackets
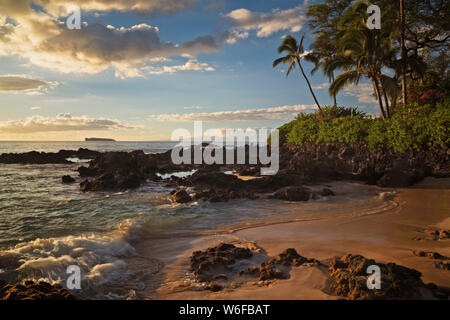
0,219,156,299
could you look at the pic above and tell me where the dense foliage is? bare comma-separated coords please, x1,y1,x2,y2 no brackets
279,101,449,152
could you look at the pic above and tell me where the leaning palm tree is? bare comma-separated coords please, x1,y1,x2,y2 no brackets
273,33,322,111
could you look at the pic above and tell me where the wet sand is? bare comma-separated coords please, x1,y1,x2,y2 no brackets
138,178,450,300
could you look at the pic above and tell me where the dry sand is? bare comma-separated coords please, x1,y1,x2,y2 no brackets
138,177,450,300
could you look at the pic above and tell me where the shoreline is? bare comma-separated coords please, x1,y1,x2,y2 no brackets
138,177,450,300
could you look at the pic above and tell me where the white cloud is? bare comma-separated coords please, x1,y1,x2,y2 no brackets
312,82,329,90
144,59,215,75
225,4,307,39
0,113,134,133
148,104,316,122
343,83,377,104
224,30,249,44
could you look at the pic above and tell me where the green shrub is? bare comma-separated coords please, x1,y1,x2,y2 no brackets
275,102,450,152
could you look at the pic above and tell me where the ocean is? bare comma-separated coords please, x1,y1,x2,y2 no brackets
0,141,392,299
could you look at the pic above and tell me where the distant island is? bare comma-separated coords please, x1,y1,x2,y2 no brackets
85,138,116,142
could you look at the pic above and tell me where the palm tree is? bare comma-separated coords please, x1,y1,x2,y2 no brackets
304,51,338,106
324,28,399,119
273,33,322,111
305,0,354,106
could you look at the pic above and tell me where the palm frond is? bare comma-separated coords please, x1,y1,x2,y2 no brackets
286,62,295,78
329,70,361,96
273,57,286,68
277,35,298,54
380,74,400,102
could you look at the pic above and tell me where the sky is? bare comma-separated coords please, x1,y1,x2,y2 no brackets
0,0,379,141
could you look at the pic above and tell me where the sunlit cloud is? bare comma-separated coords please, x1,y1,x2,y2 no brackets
0,113,135,133
224,4,307,39
0,1,219,78
148,104,316,122
145,59,215,75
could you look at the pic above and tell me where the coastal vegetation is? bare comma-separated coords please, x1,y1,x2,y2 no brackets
273,0,449,152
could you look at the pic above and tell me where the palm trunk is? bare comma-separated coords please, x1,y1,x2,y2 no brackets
372,78,386,119
400,0,408,105
381,85,391,118
296,58,322,111
331,72,337,106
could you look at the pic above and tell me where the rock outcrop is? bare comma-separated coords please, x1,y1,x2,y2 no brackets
189,244,319,291
0,280,75,300
415,227,450,241
244,248,320,281
323,254,449,299
0,148,100,164
79,151,157,191
190,243,253,287
279,142,449,187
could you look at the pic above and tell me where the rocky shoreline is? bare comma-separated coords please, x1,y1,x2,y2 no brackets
1,142,448,200
185,242,450,300
1,143,449,300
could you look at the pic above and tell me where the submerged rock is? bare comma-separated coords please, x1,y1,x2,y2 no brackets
62,175,75,183
171,190,192,203
270,186,311,201
320,188,335,197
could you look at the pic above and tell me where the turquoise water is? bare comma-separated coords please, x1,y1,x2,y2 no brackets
0,141,389,299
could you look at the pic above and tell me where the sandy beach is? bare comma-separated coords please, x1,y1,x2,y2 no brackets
138,177,450,300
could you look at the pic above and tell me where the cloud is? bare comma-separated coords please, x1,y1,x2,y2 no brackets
144,59,215,75
312,82,329,90
224,4,307,39
343,83,377,104
1,0,197,17
223,30,249,44
0,76,52,91
0,1,219,78
148,104,316,122
184,106,203,110
0,113,134,133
